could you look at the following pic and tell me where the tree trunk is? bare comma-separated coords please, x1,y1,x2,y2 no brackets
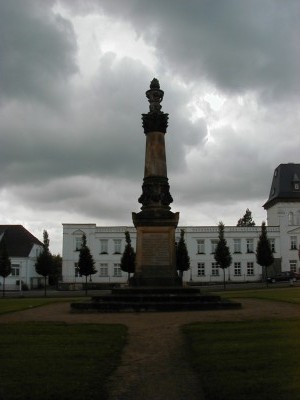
85,275,88,296
223,269,226,291
265,266,269,287
44,276,47,297
2,277,5,297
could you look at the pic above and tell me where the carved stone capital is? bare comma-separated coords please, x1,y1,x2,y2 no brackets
142,113,169,134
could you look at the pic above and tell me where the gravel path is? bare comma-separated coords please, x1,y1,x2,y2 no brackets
1,299,299,400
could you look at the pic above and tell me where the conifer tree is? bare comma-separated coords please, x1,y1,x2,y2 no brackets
0,240,12,297
176,229,190,280
120,231,135,281
35,230,53,296
214,222,232,290
78,233,96,295
237,208,256,226
256,221,274,284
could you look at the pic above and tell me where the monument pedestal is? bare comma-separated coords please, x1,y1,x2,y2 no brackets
132,210,181,286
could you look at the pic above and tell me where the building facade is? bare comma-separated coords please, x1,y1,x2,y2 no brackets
62,164,300,284
0,225,44,290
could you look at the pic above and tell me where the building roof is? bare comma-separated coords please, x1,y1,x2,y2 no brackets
263,163,300,209
0,225,43,257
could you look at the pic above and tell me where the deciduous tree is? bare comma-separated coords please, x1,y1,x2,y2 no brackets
120,231,135,281
176,229,190,280
237,209,256,226
0,240,12,297
78,233,96,295
35,230,53,296
214,222,232,290
256,221,274,284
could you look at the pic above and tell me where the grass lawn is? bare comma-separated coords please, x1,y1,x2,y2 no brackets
214,286,300,304
183,319,300,400
0,297,84,315
0,322,127,400
183,287,300,400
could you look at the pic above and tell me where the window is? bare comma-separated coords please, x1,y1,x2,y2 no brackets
290,236,297,250
11,264,20,276
269,238,275,253
113,264,122,277
289,260,297,273
246,239,254,253
99,263,108,277
234,262,241,276
211,262,219,276
247,262,254,276
114,239,122,254
233,239,241,253
197,262,205,276
211,240,218,254
74,263,80,278
75,236,82,251
289,212,294,225
297,211,300,225
100,239,108,254
197,240,205,254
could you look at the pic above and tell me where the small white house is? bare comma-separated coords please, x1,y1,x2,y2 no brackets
0,225,44,290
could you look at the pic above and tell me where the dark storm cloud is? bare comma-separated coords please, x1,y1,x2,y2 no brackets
0,48,203,188
0,0,78,106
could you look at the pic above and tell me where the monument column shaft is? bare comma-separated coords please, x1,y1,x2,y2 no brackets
132,78,180,287
144,131,167,178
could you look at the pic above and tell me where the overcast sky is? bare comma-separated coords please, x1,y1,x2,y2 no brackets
1,0,299,254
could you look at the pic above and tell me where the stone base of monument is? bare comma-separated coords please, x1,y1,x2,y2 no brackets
70,287,241,313
131,266,182,287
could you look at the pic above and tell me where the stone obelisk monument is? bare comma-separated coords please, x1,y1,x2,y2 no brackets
132,78,180,286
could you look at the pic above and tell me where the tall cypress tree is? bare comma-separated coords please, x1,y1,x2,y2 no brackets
78,233,96,295
214,222,232,290
120,231,135,282
176,229,190,280
256,221,274,283
0,240,12,297
35,230,53,296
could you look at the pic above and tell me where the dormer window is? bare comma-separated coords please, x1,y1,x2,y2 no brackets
292,173,300,191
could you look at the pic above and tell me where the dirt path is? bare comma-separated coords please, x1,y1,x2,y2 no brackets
1,299,299,400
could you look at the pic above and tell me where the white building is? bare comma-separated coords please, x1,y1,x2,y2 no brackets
0,225,44,290
62,163,300,285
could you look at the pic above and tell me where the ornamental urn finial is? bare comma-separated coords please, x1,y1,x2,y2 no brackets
146,78,164,114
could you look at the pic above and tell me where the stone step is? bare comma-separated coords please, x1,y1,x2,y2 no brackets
71,299,241,313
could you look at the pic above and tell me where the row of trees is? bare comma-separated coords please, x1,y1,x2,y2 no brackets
0,209,273,295
74,229,190,293
215,220,274,289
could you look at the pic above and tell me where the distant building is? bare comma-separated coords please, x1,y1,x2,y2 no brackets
0,225,43,290
62,163,300,284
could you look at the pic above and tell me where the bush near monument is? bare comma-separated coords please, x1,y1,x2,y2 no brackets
176,229,190,279
120,231,135,281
